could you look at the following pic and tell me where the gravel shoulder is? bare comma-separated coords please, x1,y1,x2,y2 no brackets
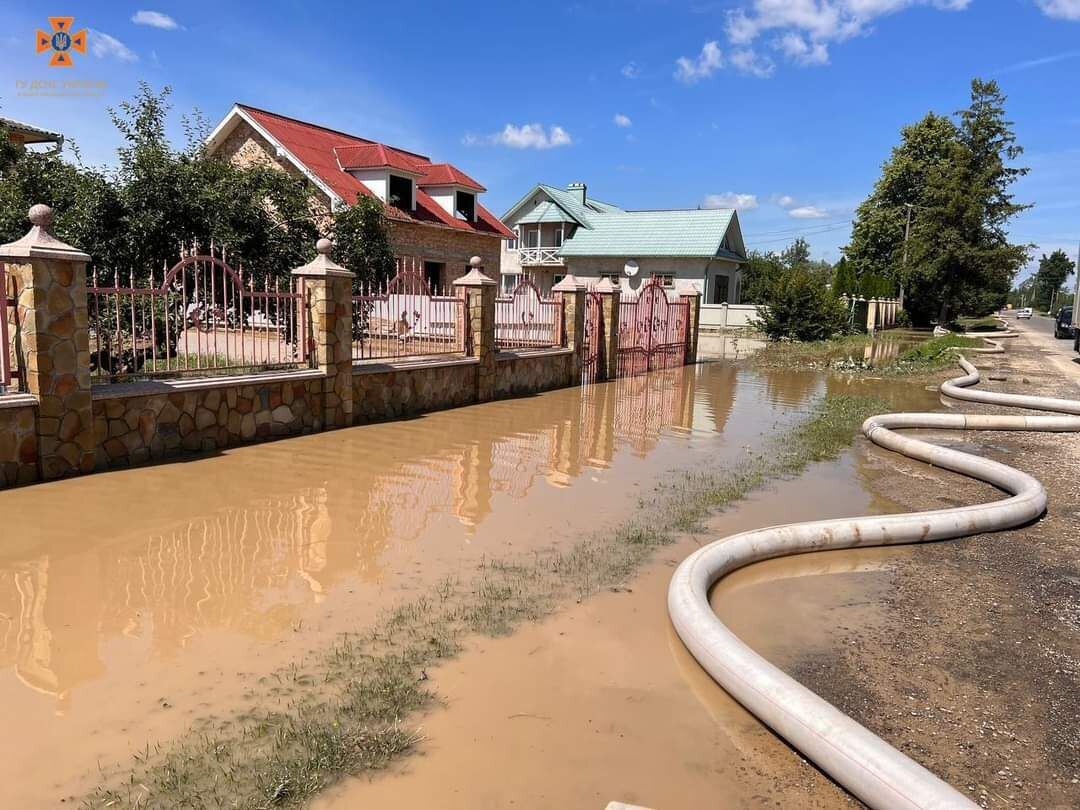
793,324,1080,809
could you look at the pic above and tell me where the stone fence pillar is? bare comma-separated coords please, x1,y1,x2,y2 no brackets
454,256,497,402
0,205,95,479
595,278,620,382
867,298,880,333
552,274,585,385
292,239,354,429
680,287,702,365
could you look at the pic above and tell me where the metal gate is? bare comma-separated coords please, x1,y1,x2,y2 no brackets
581,290,603,384
617,278,688,378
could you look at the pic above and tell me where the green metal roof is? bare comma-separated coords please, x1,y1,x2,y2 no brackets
559,208,737,258
535,184,596,227
516,201,574,224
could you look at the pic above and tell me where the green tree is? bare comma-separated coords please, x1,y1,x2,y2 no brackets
831,257,857,296
740,250,785,302
1,84,327,281
845,79,1029,324
331,196,395,288
753,267,848,341
1031,250,1075,311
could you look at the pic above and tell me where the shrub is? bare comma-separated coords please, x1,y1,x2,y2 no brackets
753,267,849,341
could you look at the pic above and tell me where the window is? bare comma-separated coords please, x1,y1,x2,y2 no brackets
424,261,444,292
501,274,519,295
600,272,621,285
388,175,413,211
454,190,476,221
712,274,730,304
506,228,518,251
554,226,563,247
653,274,674,288
553,274,566,287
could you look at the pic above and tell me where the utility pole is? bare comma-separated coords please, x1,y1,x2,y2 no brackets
899,203,913,309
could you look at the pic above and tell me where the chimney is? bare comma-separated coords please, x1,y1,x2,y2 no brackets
567,181,587,205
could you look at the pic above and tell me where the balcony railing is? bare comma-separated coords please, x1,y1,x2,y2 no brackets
516,246,564,266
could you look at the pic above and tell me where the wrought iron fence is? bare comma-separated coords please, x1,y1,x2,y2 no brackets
495,277,562,350
0,263,18,392
351,257,466,362
87,246,306,383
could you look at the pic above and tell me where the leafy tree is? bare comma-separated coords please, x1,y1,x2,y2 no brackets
845,79,1029,324
1031,250,1074,311
1,84,330,282
752,267,848,341
832,257,857,296
331,196,395,289
740,250,785,302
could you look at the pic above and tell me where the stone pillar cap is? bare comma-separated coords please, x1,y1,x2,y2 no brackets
453,264,497,287
291,238,353,278
0,204,90,262
552,273,585,292
679,286,703,298
594,277,619,293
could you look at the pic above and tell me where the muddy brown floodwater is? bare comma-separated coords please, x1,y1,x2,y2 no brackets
0,358,867,807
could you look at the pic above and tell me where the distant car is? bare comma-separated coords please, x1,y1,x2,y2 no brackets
1016,307,1032,319
1054,306,1074,339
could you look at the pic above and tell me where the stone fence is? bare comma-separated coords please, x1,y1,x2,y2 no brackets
0,206,700,490
842,295,901,333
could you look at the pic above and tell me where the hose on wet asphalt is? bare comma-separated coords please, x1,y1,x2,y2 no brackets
668,344,1080,809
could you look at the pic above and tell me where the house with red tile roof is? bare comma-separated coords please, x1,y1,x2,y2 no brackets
205,104,513,287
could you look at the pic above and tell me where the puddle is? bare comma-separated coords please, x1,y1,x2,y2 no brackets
0,359,830,805
312,452,908,810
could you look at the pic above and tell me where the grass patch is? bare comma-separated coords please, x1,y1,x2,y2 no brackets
750,332,983,377
82,393,885,810
891,334,982,372
749,333,873,371
955,316,1004,333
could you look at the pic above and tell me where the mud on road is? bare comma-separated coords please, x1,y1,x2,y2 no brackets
793,326,1080,809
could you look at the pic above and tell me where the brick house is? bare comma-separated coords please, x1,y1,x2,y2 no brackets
205,104,513,287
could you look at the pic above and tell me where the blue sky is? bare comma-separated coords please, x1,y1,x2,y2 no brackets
2,1,1079,278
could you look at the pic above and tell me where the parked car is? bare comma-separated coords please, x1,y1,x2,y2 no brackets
1054,306,1074,339
1016,307,1032,319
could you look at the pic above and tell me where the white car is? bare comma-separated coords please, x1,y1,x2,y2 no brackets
1016,307,1032,319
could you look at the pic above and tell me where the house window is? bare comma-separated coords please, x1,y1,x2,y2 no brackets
502,274,519,295
455,190,476,221
653,274,674,288
600,272,621,285
554,226,564,247
553,274,566,287
388,174,413,211
712,274,730,305
507,228,518,251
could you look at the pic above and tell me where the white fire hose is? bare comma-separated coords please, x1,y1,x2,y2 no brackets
668,346,1080,809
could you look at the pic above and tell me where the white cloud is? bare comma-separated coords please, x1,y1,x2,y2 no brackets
776,194,797,207
613,113,633,128
703,192,759,210
90,30,138,62
725,1,970,69
1036,0,1080,20
789,205,830,219
464,123,572,150
675,40,724,83
621,61,641,78
131,10,182,29
729,48,775,77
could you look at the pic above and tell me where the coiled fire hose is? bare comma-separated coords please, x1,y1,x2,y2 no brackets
668,344,1080,809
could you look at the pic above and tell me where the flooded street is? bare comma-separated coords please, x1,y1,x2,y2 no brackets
0,357,865,806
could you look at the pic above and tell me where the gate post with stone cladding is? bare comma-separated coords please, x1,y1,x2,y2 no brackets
454,257,497,402
595,278,620,381
0,205,95,479
292,239,354,429
552,274,586,385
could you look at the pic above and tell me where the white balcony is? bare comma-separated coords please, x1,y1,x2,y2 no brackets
517,246,564,266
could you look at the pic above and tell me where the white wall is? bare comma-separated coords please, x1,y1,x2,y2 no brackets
349,169,388,202
700,303,760,330
562,256,742,300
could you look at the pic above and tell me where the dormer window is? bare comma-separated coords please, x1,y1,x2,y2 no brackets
455,190,476,221
388,174,414,211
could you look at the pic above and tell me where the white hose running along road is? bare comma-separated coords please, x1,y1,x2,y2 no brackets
668,351,1080,809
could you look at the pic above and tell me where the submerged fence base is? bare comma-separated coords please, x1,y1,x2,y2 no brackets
668,343,1080,809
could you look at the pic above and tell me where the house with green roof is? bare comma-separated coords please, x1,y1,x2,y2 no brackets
500,182,747,303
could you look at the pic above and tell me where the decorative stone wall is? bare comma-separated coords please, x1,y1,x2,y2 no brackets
353,359,478,423
495,349,575,398
0,398,38,487
91,373,323,469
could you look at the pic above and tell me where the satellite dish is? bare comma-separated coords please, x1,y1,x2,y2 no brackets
623,259,639,278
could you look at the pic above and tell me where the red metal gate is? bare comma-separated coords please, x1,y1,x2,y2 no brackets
617,278,688,378
582,290,603,384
